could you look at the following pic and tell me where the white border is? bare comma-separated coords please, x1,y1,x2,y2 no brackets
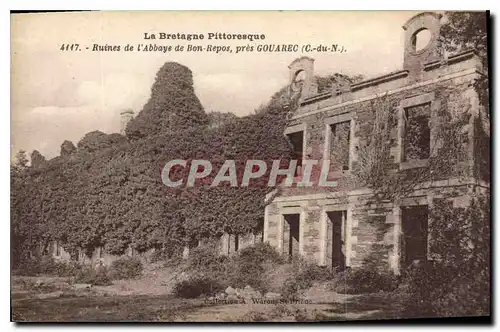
4,3,497,330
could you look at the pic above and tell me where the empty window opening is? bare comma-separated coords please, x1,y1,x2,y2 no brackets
330,121,351,171
411,29,432,52
403,103,431,161
225,234,240,255
401,205,429,267
283,214,300,259
234,234,239,252
286,131,304,176
326,211,346,270
74,249,83,262
55,241,61,256
292,70,307,92
256,218,264,243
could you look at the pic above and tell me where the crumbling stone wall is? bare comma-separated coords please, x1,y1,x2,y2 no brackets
51,243,153,266
265,12,487,274
217,232,263,256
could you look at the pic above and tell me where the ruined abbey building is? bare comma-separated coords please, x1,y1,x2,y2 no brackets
44,12,489,271
263,12,489,274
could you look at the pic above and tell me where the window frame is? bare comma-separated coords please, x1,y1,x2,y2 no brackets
397,92,436,170
323,112,354,174
284,123,307,177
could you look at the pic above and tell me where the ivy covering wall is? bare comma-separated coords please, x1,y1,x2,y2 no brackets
11,62,295,264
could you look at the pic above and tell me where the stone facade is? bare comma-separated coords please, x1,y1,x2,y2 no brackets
218,232,264,256
264,12,489,274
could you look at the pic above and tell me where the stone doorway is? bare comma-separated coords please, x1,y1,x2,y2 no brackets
326,211,346,270
283,214,300,260
401,205,429,267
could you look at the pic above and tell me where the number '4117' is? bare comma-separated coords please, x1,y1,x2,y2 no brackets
60,44,80,51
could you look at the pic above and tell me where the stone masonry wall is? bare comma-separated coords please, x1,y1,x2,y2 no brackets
302,206,321,262
282,71,480,196
265,47,486,273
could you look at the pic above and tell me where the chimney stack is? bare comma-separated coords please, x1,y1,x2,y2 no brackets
120,109,134,135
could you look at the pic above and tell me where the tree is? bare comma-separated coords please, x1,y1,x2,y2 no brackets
440,12,488,64
60,140,77,156
30,150,46,169
11,151,30,266
12,150,28,171
440,11,489,110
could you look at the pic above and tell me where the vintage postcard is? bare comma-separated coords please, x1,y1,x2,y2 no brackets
10,10,490,323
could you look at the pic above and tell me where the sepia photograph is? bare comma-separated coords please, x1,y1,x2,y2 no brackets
10,10,490,323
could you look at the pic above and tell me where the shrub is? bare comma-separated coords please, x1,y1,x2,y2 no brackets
332,267,399,294
38,256,60,275
186,246,228,274
281,259,334,297
151,244,184,263
182,242,285,293
228,243,285,292
228,257,266,291
172,276,223,298
12,256,84,277
184,245,232,290
109,256,143,280
398,194,491,318
75,266,112,286
58,261,84,277
40,258,84,277
430,278,490,317
236,242,285,266
298,262,335,282
150,249,166,263
12,257,42,276
398,263,490,318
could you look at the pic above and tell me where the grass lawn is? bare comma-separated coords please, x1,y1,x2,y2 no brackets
12,293,207,322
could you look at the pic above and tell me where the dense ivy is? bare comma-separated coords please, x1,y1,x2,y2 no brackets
125,62,209,139
11,62,294,264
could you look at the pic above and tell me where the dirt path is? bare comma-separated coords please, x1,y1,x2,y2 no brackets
178,291,394,322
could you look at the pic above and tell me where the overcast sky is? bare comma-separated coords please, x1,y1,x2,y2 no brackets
11,10,424,159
